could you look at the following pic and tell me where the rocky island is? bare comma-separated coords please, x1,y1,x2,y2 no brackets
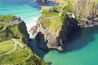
0,15,46,65
30,0,98,51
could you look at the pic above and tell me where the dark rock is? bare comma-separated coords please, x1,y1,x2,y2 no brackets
18,21,30,44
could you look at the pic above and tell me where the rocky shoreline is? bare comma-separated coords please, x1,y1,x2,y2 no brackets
30,12,98,51
30,14,79,51
29,0,98,51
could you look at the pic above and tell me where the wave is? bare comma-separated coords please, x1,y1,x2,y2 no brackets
26,17,38,30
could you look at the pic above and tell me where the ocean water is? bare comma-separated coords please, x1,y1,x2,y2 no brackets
0,0,41,23
29,26,98,65
0,0,55,23
1,0,98,65
43,27,98,65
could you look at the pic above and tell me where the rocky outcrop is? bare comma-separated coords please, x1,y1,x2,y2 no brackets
0,15,30,43
30,15,79,51
30,0,98,51
67,13,98,28
78,16,98,28
18,21,30,44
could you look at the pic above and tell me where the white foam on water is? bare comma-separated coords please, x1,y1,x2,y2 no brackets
26,17,38,38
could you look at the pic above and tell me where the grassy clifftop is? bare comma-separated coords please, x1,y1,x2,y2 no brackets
39,1,74,33
40,5,62,17
0,15,47,65
40,5,63,33
0,15,29,42
0,15,14,22
0,39,46,65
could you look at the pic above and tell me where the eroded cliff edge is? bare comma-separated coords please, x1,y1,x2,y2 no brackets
0,15,29,42
30,0,98,51
30,5,79,51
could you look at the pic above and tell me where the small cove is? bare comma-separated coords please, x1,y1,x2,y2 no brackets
0,0,98,65
29,26,98,65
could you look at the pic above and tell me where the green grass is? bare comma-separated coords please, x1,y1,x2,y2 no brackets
0,23,5,30
0,15,14,22
0,40,14,55
0,15,26,42
40,17,62,32
40,5,62,17
0,39,47,65
0,15,46,65
40,5,64,32
0,22,28,42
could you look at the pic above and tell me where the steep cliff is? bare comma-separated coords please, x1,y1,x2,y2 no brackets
0,15,47,65
0,15,29,43
30,0,98,51
30,5,79,51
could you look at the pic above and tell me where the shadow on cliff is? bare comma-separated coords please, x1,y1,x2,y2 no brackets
28,32,49,59
61,26,98,53
58,14,98,53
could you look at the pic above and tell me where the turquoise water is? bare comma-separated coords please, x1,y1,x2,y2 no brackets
1,0,98,65
0,0,40,23
43,27,98,65
29,27,98,65
0,0,55,23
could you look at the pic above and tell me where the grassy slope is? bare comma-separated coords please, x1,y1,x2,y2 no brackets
0,18,29,42
40,17,62,32
40,5,63,33
0,40,14,55
39,1,73,33
0,15,47,65
0,24,23,42
0,39,46,65
40,5,62,17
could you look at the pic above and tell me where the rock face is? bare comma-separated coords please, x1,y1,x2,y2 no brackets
30,0,98,51
67,13,98,28
30,15,79,51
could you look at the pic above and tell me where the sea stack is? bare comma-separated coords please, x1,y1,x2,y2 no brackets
30,6,79,51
